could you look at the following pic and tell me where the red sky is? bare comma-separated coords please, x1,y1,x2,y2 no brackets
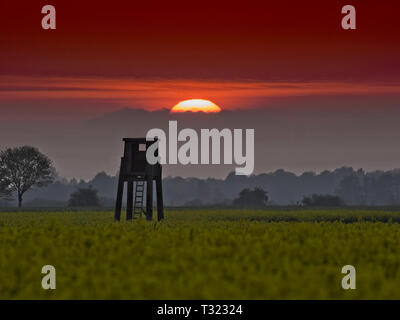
2,75,400,115
1,0,400,118
1,0,400,80
1,0,400,178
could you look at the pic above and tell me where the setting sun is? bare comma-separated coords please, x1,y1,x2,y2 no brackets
170,99,221,113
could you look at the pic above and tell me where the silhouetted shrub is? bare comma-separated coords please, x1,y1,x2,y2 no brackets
302,194,344,207
233,187,268,208
68,186,100,207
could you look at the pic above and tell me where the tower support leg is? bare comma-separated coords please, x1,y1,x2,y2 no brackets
127,181,134,220
156,175,164,221
114,158,125,221
146,174,153,221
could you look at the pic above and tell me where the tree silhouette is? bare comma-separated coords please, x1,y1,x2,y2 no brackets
0,146,54,207
233,187,268,208
68,186,100,207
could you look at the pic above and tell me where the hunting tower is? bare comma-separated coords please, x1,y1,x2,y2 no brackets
114,138,164,221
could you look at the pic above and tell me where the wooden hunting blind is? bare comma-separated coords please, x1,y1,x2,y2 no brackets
114,138,164,221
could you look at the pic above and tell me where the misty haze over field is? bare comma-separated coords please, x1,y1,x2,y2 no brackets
2,97,400,208
1,94,400,180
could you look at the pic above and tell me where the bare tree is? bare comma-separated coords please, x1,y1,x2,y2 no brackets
0,146,55,207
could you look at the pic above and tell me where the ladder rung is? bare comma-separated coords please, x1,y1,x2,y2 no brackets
133,180,145,217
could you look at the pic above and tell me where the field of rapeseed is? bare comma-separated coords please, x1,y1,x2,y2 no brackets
1,209,400,299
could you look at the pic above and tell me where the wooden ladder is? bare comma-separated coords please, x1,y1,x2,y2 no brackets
133,180,145,217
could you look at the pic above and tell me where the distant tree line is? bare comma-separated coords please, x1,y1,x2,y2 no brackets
334,169,400,206
301,194,344,207
2,146,400,208
9,166,400,208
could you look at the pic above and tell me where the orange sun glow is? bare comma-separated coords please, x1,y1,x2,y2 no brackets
170,99,221,113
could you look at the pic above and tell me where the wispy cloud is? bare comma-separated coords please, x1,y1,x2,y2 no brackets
1,76,400,110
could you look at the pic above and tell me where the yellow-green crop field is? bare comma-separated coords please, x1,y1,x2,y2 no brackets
1,209,400,299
